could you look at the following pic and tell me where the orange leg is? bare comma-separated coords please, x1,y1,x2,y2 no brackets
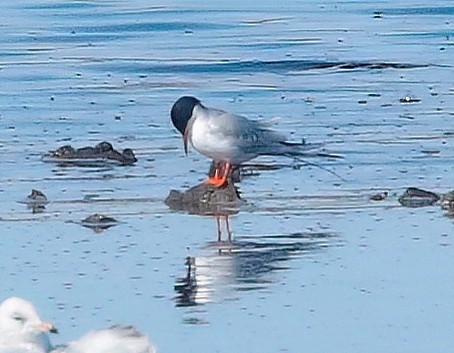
205,162,231,187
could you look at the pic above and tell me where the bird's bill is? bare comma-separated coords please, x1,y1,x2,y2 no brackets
183,128,190,156
36,321,58,334
182,115,196,156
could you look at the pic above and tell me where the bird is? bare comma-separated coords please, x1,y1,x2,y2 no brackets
0,297,156,353
51,325,156,353
171,96,338,187
0,296,57,353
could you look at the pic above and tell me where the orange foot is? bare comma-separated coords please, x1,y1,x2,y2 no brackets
205,162,231,187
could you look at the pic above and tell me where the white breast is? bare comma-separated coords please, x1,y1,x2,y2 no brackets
189,106,238,163
189,106,261,164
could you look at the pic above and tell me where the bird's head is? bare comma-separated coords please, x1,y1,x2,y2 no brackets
0,297,58,337
170,96,202,155
170,96,201,135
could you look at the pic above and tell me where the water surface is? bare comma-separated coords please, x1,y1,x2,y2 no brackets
1,1,453,352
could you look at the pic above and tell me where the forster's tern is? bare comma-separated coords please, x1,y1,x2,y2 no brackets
171,96,337,186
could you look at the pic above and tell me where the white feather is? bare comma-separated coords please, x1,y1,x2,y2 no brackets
0,297,53,353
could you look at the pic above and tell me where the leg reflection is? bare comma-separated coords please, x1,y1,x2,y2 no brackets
215,215,233,243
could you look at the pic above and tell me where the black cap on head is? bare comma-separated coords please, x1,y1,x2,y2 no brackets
170,96,201,135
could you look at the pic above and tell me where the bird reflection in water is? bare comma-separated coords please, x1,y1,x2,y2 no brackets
215,215,232,242
166,165,242,307
174,231,339,308
167,163,339,309
174,256,198,307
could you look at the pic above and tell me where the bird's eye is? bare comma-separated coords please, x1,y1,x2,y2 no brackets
12,315,25,322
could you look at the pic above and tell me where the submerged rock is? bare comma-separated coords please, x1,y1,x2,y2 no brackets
165,182,241,216
441,191,454,214
165,182,241,241
23,189,49,213
370,191,389,201
27,189,48,202
398,187,440,208
81,213,118,232
46,141,137,166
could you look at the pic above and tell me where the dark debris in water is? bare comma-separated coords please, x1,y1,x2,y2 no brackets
81,213,118,233
399,95,421,104
441,191,454,215
370,191,389,201
20,189,49,214
398,187,440,208
373,11,384,19
44,141,137,166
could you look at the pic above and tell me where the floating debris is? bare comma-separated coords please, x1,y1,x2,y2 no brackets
398,187,440,208
373,11,383,19
20,189,49,213
421,149,440,155
45,141,137,166
441,191,454,214
399,114,415,120
370,191,388,201
399,95,421,104
27,189,48,202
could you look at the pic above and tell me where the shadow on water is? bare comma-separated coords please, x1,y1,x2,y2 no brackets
373,6,454,16
97,59,432,75
73,22,234,34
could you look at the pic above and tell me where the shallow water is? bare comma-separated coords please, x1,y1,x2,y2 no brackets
1,0,454,352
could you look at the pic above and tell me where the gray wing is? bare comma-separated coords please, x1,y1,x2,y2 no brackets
50,325,156,353
198,107,328,162
205,108,288,155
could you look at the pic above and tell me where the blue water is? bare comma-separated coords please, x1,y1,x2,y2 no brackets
0,1,453,352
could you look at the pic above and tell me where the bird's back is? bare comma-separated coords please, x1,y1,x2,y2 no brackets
190,105,287,163
52,325,156,353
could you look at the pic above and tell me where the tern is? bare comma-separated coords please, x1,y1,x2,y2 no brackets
171,96,338,187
